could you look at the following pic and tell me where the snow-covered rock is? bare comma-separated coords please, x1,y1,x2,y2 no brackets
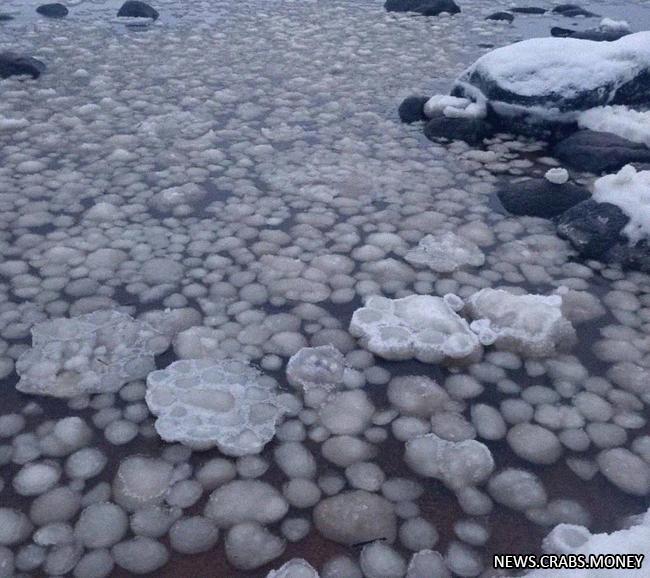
452,32,650,132
591,165,650,245
466,289,576,357
16,310,168,398
405,433,494,490
405,232,485,273
350,295,482,364
146,359,285,454
579,107,650,149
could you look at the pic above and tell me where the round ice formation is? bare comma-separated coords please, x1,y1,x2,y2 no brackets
225,522,285,570
16,310,169,398
349,295,482,364
360,541,406,578
405,434,494,491
542,524,592,554
487,469,548,511
544,168,569,185
112,537,169,574
286,345,346,406
169,516,219,554
387,375,450,418
467,289,576,357
267,559,319,578
113,456,174,511
149,183,206,214
146,359,285,454
405,231,485,273
204,480,288,527
13,462,60,496
314,490,397,546
407,550,450,578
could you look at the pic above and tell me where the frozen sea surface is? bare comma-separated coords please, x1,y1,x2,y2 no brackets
1,0,650,576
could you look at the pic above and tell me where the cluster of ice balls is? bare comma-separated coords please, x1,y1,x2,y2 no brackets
16,310,169,398
145,358,292,455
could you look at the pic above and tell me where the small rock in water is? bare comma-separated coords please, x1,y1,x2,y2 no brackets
384,0,460,16
398,96,429,124
0,52,46,79
117,0,159,20
36,3,68,17
486,11,514,22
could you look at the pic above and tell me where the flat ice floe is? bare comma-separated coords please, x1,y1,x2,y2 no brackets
16,310,168,397
146,358,287,454
349,294,481,363
404,231,485,273
467,289,576,357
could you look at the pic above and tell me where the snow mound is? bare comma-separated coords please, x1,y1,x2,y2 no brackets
350,295,482,363
267,559,320,578
146,359,285,454
405,232,485,273
16,310,169,398
466,289,576,357
578,106,650,148
405,433,495,490
453,32,650,124
522,508,650,577
592,165,650,244
286,345,345,405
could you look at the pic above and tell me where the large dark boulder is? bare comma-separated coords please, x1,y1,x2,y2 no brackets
498,179,591,218
36,3,68,17
0,53,46,79
398,96,428,124
556,200,629,258
552,4,598,17
553,131,650,174
385,0,460,16
551,26,629,42
423,113,492,145
510,6,546,14
117,0,159,20
486,12,514,22
451,33,650,135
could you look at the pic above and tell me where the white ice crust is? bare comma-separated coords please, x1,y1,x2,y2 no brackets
466,289,576,357
16,310,169,398
405,232,485,273
349,294,482,364
146,359,285,455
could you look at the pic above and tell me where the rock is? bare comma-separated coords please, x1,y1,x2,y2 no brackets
313,490,397,546
497,178,591,218
604,241,650,273
556,199,629,258
510,6,546,14
452,32,650,134
385,0,460,16
36,3,68,17
398,96,429,123
550,26,629,42
146,359,285,455
0,14,14,21
117,0,159,20
424,113,492,145
551,4,598,17
486,11,514,22
0,53,46,79
553,130,650,174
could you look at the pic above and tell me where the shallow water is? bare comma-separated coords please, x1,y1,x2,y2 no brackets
1,0,650,576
